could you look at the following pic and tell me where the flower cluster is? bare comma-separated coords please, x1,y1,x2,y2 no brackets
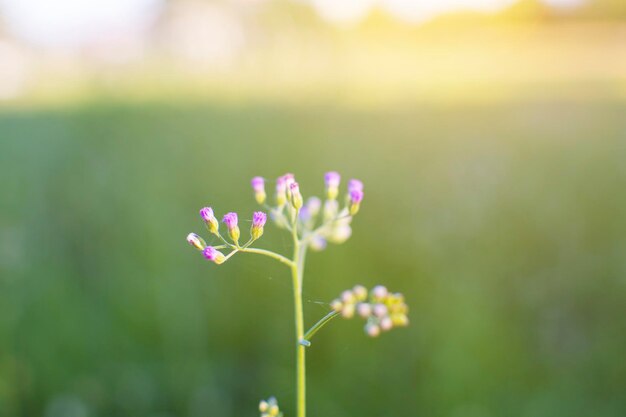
186,206,267,264
330,285,409,337
251,172,364,251
259,397,282,417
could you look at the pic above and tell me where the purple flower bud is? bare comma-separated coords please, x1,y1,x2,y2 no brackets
290,182,303,209
276,176,287,192
202,246,225,264
251,176,265,192
276,176,287,206
324,171,341,187
283,173,295,188
283,173,296,199
200,207,219,233
349,189,364,215
199,207,214,222
325,171,341,200
251,177,266,204
222,212,240,242
186,232,206,250
350,189,364,204
348,179,363,193
252,211,267,228
222,212,238,230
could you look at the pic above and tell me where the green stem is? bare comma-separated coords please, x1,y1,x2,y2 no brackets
292,261,306,417
238,247,294,268
301,310,340,345
290,209,306,417
214,231,236,248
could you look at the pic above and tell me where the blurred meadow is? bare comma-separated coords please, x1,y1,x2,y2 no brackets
1,0,626,416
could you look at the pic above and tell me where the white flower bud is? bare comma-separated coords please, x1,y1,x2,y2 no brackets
365,323,380,337
357,303,372,318
373,303,388,317
380,316,393,331
372,285,388,300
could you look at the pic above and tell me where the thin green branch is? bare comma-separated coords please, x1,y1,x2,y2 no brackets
238,247,295,268
214,231,236,248
300,310,340,346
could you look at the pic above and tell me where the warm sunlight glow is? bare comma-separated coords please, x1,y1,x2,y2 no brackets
309,0,521,24
383,0,518,22
0,0,162,47
0,0,590,48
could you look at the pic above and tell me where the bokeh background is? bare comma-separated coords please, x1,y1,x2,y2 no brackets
1,0,626,416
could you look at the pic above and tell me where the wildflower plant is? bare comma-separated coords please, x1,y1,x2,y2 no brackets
186,172,408,417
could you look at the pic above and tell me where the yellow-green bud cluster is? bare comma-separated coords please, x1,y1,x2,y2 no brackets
330,285,409,337
259,397,282,417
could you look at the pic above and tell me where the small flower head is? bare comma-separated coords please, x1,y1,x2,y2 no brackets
290,182,303,210
306,196,322,217
323,199,338,222
251,176,266,205
324,171,341,200
186,232,206,250
372,285,388,300
341,290,355,304
253,211,267,228
380,316,394,331
251,211,267,240
357,302,372,318
328,225,352,244
275,176,287,207
365,322,381,337
202,246,226,264
222,212,240,242
349,189,364,215
373,303,388,318
348,179,364,193
259,400,269,413
310,235,327,252
283,173,295,199
259,397,282,417
299,197,322,223
199,207,219,234
341,303,355,318
353,285,368,301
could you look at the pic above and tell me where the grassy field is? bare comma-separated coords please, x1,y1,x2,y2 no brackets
1,91,625,417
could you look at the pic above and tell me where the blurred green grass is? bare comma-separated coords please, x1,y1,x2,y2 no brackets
1,96,626,417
